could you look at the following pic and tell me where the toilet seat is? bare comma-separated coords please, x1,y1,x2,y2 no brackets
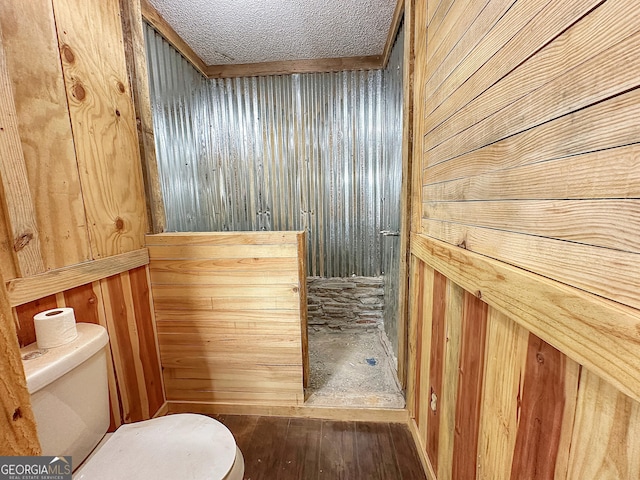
74,414,239,480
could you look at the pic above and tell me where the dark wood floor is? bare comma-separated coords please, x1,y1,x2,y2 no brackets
211,414,427,480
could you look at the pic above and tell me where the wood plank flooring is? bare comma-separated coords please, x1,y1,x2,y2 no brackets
211,414,426,480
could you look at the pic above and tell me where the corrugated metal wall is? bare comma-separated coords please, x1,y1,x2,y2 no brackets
144,22,404,351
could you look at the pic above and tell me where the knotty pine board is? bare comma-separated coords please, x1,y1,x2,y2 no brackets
0,0,90,275
147,232,306,406
52,0,147,258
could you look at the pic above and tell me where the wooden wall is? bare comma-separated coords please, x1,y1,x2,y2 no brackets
147,232,308,407
0,0,166,438
409,0,640,478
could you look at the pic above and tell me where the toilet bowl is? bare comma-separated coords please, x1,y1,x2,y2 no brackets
20,323,244,480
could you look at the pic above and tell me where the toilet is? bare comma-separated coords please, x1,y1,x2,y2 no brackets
20,323,244,479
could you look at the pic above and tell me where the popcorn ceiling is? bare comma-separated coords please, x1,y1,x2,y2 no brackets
147,0,397,65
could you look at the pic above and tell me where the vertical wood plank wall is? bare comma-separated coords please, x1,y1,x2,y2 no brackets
0,0,166,435
408,0,640,478
147,232,307,407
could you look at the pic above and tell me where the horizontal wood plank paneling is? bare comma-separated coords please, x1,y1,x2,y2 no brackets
7,249,149,307
147,232,306,406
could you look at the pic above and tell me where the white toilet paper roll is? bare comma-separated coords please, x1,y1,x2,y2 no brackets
34,307,78,349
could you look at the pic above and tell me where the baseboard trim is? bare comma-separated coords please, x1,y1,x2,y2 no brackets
152,401,169,418
167,401,409,423
408,417,437,480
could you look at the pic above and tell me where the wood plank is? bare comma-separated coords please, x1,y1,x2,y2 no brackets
52,0,148,258
319,421,358,479
423,0,517,115
426,0,454,48
423,199,640,253
389,422,429,480
426,30,640,165
356,422,402,479
214,414,259,456
170,402,410,423
155,309,301,326
410,233,640,404
426,0,611,144
426,270,447,470
140,0,208,76
164,377,302,394
146,231,301,246
153,293,299,312
119,0,165,234
148,257,299,275
242,416,290,480
277,417,321,479
382,0,405,68
149,261,298,285
423,143,640,200
7,248,149,307
477,308,528,480
509,335,580,479
0,0,91,273
204,56,383,79
418,264,435,441
101,273,143,423
397,0,415,390
148,244,298,260
426,0,490,67
451,291,488,480
424,88,640,184
406,256,422,417
566,369,640,480
0,25,44,277
420,219,640,311
166,388,303,404
0,276,40,455
128,266,164,417
437,281,464,480
296,232,309,388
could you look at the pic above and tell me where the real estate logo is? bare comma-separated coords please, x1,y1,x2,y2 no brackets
0,456,72,480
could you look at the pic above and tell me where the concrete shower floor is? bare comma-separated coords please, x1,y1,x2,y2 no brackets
305,327,405,408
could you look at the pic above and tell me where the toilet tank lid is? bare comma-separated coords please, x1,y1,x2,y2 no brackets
20,323,109,394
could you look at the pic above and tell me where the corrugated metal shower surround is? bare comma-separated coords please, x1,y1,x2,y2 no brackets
144,23,403,282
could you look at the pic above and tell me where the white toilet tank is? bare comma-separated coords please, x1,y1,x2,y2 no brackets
20,323,110,467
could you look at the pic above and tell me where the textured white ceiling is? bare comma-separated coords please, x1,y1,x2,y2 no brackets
147,0,398,65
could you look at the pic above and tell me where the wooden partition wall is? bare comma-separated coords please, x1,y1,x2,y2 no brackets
147,232,308,408
408,0,640,478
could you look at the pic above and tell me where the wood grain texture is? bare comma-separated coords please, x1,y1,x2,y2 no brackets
451,291,488,480
427,29,640,165
148,232,305,406
0,25,44,277
52,0,147,258
382,0,405,68
296,232,309,388
567,369,640,480
477,308,528,480
425,0,608,145
406,256,422,417
426,270,447,470
0,277,40,455
423,199,640,253
411,233,640,404
423,143,640,201
8,248,149,307
119,0,165,234
436,281,463,480
418,263,435,441
509,335,579,479
0,0,90,275
421,219,640,311
397,0,415,390
424,87,640,184
318,421,358,479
